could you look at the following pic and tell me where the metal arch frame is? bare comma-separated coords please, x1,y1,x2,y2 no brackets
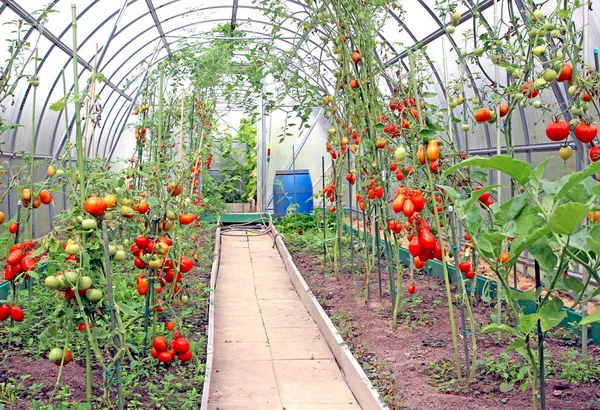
101,25,340,161
93,14,343,159
44,5,341,159
231,0,239,30
0,0,131,101
145,0,172,57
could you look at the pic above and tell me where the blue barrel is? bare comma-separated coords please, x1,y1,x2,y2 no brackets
273,169,314,218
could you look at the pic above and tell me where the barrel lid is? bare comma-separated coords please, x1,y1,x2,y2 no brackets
275,169,310,175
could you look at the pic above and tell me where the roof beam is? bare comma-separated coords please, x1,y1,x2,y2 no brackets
385,0,496,67
145,0,172,58
0,0,132,101
231,0,239,30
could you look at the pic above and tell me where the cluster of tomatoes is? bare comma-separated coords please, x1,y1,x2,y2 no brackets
0,303,24,322
133,102,150,116
45,267,100,305
392,186,425,218
131,235,172,272
345,172,357,185
21,188,52,210
322,179,336,213
458,261,476,280
135,127,147,145
5,240,37,282
48,347,73,366
416,140,440,173
365,178,384,201
390,163,412,182
151,327,192,364
407,218,443,270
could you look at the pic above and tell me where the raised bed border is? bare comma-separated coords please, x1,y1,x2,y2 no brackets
343,223,600,345
200,226,221,410
273,226,388,410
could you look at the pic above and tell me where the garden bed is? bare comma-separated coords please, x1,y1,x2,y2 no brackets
283,235,600,410
0,226,217,409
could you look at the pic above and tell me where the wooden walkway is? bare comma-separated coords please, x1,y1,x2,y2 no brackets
208,230,360,410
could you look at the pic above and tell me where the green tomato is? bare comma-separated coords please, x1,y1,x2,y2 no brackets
453,83,461,92
78,276,92,290
455,97,464,105
533,78,547,88
48,348,64,362
527,28,539,38
446,25,455,34
65,243,80,255
86,289,103,303
543,69,557,82
532,9,545,21
568,85,577,96
461,123,471,131
569,118,580,128
533,45,546,57
114,250,127,261
76,216,83,223
512,69,523,79
123,239,130,246
448,99,458,109
64,271,79,285
451,11,461,25
437,111,445,119
45,276,60,290
395,146,407,161
55,274,68,290
533,101,542,109
555,51,564,59
108,244,117,256
81,218,97,230
55,169,65,177
559,146,573,161
514,93,525,101
581,102,590,112
472,47,484,57
327,128,337,135
543,22,555,31
570,105,583,116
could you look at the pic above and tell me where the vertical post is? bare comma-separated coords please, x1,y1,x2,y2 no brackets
493,0,502,325
535,260,546,410
347,149,353,269
292,145,298,227
449,207,471,378
321,157,326,263
142,216,158,357
102,221,124,410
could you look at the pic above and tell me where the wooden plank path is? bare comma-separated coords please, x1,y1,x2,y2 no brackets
208,230,361,410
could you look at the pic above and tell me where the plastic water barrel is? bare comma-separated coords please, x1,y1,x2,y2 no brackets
273,169,313,218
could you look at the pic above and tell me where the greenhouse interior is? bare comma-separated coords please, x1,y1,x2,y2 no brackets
0,0,599,409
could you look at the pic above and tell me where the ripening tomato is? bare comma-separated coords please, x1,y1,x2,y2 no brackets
178,257,194,273
417,144,425,165
403,198,415,218
474,108,491,123
426,139,440,162
179,213,195,225
545,120,570,142
499,252,509,264
499,104,509,118
574,122,598,144
557,63,573,82
166,321,175,331
39,189,52,205
521,82,539,98
83,197,107,217
137,278,148,295
167,183,183,197
408,284,416,294
9,222,18,234
352,50,361,63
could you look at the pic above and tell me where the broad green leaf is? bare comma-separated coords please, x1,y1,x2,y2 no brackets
464,185,501,211
528,237,557,272
555,161,600,201
506,338,525,352
500,382,514,393
441,155,533,185
482,323,519,336
115,302,138,316
580,310,600,326
549,202,589,235
438,185,460,202
494,193,531,226
528,158,552,196
518,313,539,334
511,289,537,301
539,297,566,332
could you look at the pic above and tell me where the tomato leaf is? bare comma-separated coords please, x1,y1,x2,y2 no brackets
539,297,566,332
441,155,533,185
482,323,519,336
549,202,589,235
528,237,558,272
554,161,600,201
580,310,600,326
518,313,539,334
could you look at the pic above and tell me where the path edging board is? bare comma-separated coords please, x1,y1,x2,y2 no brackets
273,228,388,410
200,226,221,410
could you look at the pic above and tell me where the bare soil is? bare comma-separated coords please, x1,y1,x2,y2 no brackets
289,242,600,410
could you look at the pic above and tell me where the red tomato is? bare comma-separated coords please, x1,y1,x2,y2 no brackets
7,249,24,266
499,104,509,118
0,304,10,320
166,321,175,331
474,108,491,123
458,261,471,273
134,257,146,270
557,63,572,82
83,197,107,217
408,236,421,257
158,351,173,363
179,213,195,225
153,336,167,353
412,192,425,213
521,82,539,98
10,305,24,322
137,278,148,295
403,198,415,218
419,229,435,251
8,222,18,234
465,269,475,279
178,350,193,362
545,120,570,142
178,257,194,273
408,284,416,294
3,265,15,281
159,236,173,246
135,235,149,250
173,338,190,354
590,146,600,162
150,348,159,359
20,257,35,272
575,122,598,144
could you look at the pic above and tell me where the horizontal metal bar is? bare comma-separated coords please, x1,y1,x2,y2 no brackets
467,141,575,155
